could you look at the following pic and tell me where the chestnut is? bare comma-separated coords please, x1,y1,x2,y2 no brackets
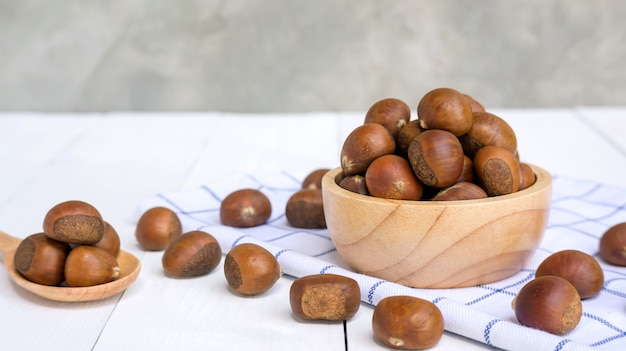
463,93,486,113
455,155,475,184
338,174,369,195
365,154,423,200
396,119,424,158
162,230,222,277
223,243,281,295
65,245,120,287
220,189,272,228
13,233,71,286
513,276,582,335
364,98,411,140
285,189,326,229
407,129,464,188
417,87,473,136
135,206,183,251
535,249,604,299
372,295,444,350
93,221,121,257
340,123,396,176
599,222,626,266
430,182,488,201
458,111,517,159
519,162,536,191
289,274,360,321
301,168,330,190
43,200,104,245
474,145,521,196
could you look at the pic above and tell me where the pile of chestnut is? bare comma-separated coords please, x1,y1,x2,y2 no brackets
339,87,534,201
14,200,121,287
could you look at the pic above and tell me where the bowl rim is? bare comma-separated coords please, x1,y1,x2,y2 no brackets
322,163,552,207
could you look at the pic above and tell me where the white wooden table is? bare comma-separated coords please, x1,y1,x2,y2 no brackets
0,108,625,350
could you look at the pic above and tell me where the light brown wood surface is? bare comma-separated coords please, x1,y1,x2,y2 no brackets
0,231,141,302
322,165,552,288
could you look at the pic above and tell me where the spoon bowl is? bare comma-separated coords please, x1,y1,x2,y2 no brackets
0,230,141,302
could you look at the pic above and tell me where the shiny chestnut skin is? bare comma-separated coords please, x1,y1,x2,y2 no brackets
364,98,411,140
43,200,104,245
338,174,369,195
430,182,488,201
514,276,582,335
459,111,517,159
407,129,464,188
93,221,121,257
285,189,326,229
519,162,536,191
65,245,120,287
301,168,330,190
14,233,71,286
464,93,486,112
290,274,360,321
135,206,183,251
396,119,424,158
455,155,475,184
417,87,473,136
535,250,604,299
599,222,626,266
365,154,423,200
474,145,521,196
162,230,222,277
372,295,444,350
223,243,281,295
220,189,272,228
341,123,396,176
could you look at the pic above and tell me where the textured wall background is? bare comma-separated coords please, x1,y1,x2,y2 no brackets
0,0,624,112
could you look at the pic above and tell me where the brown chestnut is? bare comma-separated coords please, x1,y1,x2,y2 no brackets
372,295,444,350
338,174,369,195
396,119,424,158
455,155,475,184
417,87,473,136
224,243,281,295
513,276,582,335
220,189,272,228
135,206,183,251
430,182,488,201
407,129,464,188
459,111,517,159
13,233,71,286
289,274,360,321
464,93,486,112
535,250,604,299
599,222,626,266
285,189,326,229
301,168,330,190
474,145,521,196
519,162,536,191
92,221,121,257
365,154,423,200
364,98,411,140
43,200,104,245
340,123,396,176
65,245,120,287
162,230,222,277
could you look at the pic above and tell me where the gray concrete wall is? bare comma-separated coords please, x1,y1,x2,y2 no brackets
0,0,624,112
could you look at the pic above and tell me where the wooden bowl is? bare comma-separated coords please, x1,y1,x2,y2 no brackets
321,165,552,288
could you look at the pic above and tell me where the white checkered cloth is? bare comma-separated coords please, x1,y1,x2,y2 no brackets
137,172,626,351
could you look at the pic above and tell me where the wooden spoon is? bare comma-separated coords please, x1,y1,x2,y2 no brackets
0,230,141,302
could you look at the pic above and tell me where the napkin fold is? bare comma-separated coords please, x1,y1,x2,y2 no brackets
137,171,626,351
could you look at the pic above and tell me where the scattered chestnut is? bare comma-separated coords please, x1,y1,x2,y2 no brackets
223,243,281,295
338,174,369,195
474,145,521,196
289,274,360,321
65,245,120,287
535,249,604,299
458,111,517,159
13,233,71,286
135,206,183,251
43,200,104,245
372,295,444,350
340,123,396,176
417,87,473,136
407,129,464,188
519,162,536,191
162,230,222,277
599,222,626,266
285,189,326,229
464,93,486,112
220,189,272,228
301,168,330,190
93,221,121,257
365,154,423,200
364,98,411,140
430,182,488,201
513,275,582,335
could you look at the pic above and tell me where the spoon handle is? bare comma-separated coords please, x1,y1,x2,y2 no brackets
0,231,21,256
